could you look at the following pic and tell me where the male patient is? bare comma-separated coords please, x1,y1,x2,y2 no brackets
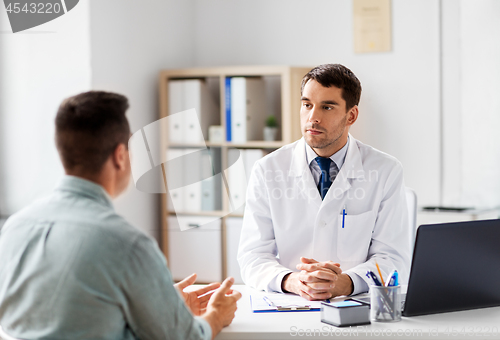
0,91,240,340
238,64,411,300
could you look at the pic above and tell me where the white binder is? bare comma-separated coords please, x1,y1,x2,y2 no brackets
201,149,222,211
166,148,185,212
244,149,264,182
183,79,219,143
230,77,267,143
168,79,219,143
227,149,247,213
183,148,203,212
168,80,185,143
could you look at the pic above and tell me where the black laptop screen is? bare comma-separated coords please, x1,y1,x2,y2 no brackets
403,219,500,317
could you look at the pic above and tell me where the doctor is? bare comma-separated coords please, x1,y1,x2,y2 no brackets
238,64,411,300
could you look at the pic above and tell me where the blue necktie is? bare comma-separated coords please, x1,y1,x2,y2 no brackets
315,157,334,200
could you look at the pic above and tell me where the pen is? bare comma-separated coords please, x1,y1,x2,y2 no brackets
385,270,398,287
375,262,385,286
366,271,382,286
342,205,346,228
263,296,276,308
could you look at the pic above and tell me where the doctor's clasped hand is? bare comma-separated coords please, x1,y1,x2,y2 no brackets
282,257,354,300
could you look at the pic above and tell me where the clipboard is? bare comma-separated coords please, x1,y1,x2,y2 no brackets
250,292,329,313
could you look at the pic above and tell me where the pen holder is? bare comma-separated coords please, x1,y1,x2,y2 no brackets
370,285,401,322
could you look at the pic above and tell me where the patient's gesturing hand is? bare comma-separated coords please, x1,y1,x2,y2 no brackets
174,273,221,316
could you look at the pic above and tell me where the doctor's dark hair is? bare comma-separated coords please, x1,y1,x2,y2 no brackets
301,64,362,110
55,91,131,175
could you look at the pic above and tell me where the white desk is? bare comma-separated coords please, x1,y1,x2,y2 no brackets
217,285,500,340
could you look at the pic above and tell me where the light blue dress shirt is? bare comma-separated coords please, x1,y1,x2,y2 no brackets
305,136,350,184
305,137,369,295
0,176,211,340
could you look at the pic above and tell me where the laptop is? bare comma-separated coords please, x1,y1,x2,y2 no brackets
354,219,500,316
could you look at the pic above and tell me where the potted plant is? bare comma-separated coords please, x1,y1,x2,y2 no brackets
263,115,278,141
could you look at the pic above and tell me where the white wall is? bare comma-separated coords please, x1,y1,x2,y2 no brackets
458,1,500,208
193,0,441,206
89,0,196,239
441,0,500,209
441,0,462,207
0,2,91,215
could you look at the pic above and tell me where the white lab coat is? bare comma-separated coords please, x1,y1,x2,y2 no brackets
237,135,411,293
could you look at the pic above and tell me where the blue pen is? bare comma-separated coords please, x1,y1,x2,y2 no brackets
342,205,346,228
366,271,382,286
385,270,399,287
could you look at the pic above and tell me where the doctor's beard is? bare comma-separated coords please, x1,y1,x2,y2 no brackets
304,115,348,151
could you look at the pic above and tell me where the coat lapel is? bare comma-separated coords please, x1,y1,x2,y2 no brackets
288,138,322,207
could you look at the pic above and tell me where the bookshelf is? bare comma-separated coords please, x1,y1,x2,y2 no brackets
158,66,311,282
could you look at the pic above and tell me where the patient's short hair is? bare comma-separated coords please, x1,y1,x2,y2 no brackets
301,64,362,110
55,91,130,174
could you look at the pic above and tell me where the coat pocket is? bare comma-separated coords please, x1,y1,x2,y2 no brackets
337,210,376,262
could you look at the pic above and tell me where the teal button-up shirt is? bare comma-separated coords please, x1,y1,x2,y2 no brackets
0,176,211,340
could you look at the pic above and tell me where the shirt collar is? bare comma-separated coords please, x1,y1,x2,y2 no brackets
305,136,350,170
55,175,114,209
